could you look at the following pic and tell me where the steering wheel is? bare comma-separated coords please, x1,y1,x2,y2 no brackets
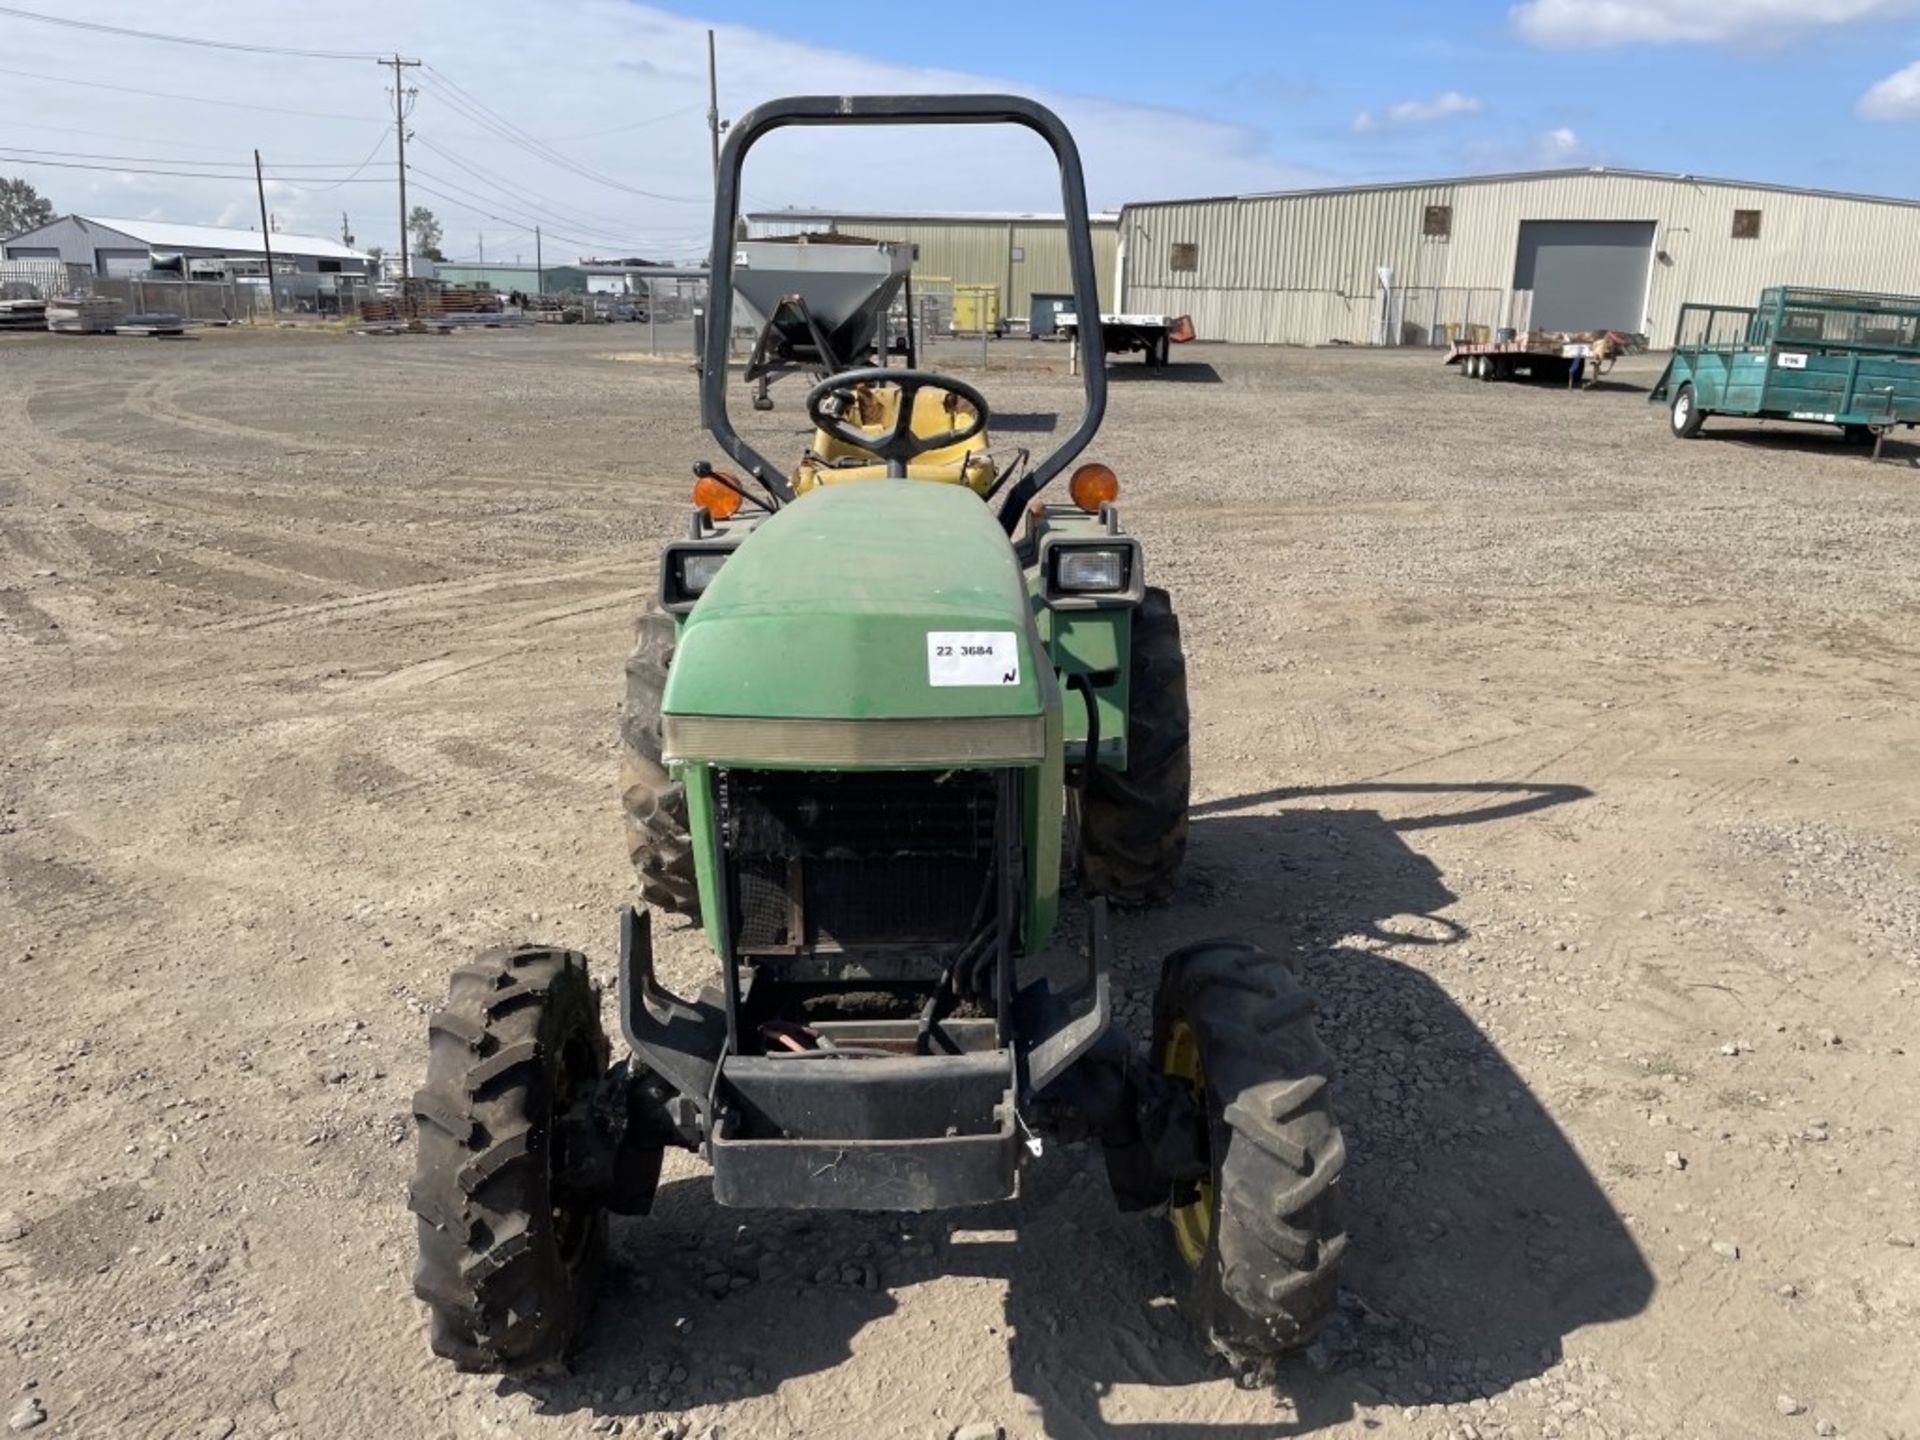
804,369,990,470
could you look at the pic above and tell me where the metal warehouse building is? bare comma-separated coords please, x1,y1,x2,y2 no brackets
744,209,1118,326
1118,169,1920,349
1,214,369,277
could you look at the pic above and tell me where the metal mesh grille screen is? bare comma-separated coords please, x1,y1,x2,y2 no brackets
720,769,996,949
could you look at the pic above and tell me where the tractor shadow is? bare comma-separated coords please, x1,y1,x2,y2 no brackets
509,780,1653,1436
990,780,1655,1437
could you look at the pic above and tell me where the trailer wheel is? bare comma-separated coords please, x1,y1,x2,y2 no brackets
1842,424,1876,446
1670,382,1706,439
1478,355,1500,382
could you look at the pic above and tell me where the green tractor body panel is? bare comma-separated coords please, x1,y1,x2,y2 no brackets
664,483,1046,723
662,481,1066,958
1036,600,1131,772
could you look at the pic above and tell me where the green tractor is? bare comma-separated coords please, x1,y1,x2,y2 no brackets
410,94,1347,1376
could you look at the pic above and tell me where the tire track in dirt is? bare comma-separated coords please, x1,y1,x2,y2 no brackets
199,555,640,634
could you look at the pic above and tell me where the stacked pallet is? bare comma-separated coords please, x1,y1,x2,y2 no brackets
46,298,122,334
0,298,47,332
116,312,187,337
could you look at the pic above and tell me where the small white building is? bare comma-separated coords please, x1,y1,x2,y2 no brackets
1,214,369,278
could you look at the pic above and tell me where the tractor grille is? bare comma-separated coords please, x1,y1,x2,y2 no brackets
719,769,998,950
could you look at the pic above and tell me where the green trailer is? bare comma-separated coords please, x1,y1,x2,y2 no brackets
1650,286,1920,459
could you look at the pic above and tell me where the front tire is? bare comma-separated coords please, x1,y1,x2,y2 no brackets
620,607,701,920
1671,382,1706,438
1152,940,1347,1362
410,946,610,1372
1079,586,1191,905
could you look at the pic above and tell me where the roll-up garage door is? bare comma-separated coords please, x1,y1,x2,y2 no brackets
1513,221,1655,334
95,248,152,278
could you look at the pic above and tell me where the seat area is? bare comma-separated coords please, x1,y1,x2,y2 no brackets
793,381,998,496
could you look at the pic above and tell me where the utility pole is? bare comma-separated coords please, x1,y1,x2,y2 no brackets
706,28,720,178
477,233,484,263
534,225,543,297
254,149,276,320
377,54,421,281
340,210,353,247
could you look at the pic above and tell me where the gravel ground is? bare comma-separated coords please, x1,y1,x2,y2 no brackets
1,326,1916,1440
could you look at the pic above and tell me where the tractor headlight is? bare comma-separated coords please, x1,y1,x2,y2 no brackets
660,543,736,612
1053,545,1130,593
1038,534,1143,609
679,550,729,596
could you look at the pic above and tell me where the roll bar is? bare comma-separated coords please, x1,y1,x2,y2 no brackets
700,94,1108,521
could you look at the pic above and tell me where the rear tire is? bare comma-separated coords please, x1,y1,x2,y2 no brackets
1843,424,1875,446
1152,940,1347,1362
1079,586,1190,905
621,607,701,921
410,946,611,1372
1671,382,1706,438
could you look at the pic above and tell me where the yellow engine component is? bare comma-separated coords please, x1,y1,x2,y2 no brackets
793,382,999,496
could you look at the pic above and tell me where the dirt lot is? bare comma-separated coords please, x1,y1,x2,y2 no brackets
1,327,1917,1440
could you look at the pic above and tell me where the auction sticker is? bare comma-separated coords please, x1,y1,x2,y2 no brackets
1777,352,1809,369
927,631,1020,686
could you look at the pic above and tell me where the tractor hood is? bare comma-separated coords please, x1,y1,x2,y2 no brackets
661,483,1056,768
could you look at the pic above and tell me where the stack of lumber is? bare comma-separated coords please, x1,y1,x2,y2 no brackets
360,289,503,324
1515,328,1648,355
434,288,502,314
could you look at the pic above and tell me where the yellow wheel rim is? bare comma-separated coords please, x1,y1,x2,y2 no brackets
1162,1018,1212,1268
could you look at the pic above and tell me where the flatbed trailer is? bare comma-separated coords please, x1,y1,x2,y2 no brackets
1060,311,1184,370
1651,287,1920,459
1445,332,1632,387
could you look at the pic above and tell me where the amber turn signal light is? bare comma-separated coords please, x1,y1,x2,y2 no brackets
1069,462,1119,513
692,471,742,520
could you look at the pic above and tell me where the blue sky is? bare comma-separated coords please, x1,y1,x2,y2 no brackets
695,0,1920,197
3,1,1918,259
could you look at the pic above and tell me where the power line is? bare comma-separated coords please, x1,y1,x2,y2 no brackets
0,153,392,182
540,104,704,143
407,167,708,254
406,167,646,250
0,5,384,60
0,142,392,170
0,63,385,123
409,135,666,241
0,118,265,153
418,66,707,204
285,127,397,194
404,180,608,255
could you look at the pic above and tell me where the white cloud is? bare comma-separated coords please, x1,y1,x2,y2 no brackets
1461,126,1598,170
0,0,1321,260
1512,0,1917,47
1353,91,1483,134
1859,60,1920,117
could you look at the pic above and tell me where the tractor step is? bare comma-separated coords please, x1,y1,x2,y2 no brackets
710,1039,1019,1211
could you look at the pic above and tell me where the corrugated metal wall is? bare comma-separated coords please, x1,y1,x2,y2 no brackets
1120,173,1920,347
745,214,1118,320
